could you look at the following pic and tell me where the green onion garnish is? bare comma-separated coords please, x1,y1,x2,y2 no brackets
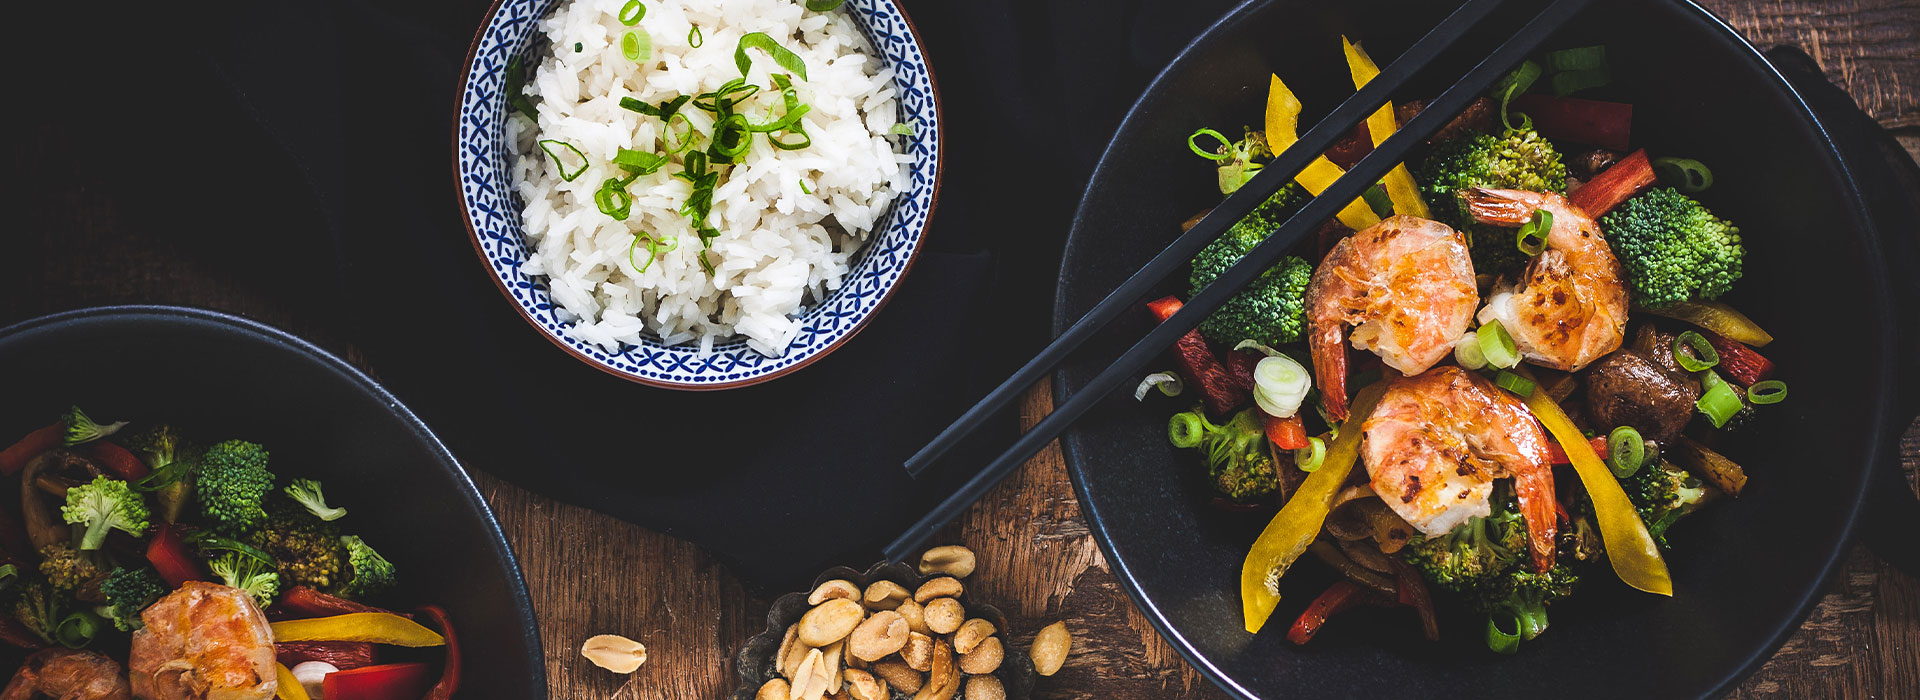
620,97,661,116
537,140,589,181
1746,380,1788,405
1486,612,1521,654
891,122,915,135
504,56,536,120
595,178,634,220
1362,184,1395,218
767,127,812,151
1550,68,1612,96
734,32,809,81
688,25,703,48
1493,370,1535,397
56,610,103,649
0,563,17,589
1652,157,1715,193
1168,412,1205,448
694,78,761,114
627,232,678,274
1187,128,1233,162
1490,59,1542,101
1672,331,1720,372
613,148,669,174
1294,437,1327,473
1606,426,1645,478
1696,371,1745,428
618,0,645,25
805,0,846,10
709,114,753,161
621,31,650,62
665,112,697,154
1515,208,1552,256
1546,45,1607,72
574,42,583,53
798,180,812,195
745,73,810,135
1478,321,1521,370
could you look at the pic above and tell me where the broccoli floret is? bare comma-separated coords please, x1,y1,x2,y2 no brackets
335,536,395,599
10,578,61,645
61,406,128,446
1620,459,1711,549
1416,128,1569,275
37,543,104,592
123,425,201,524
1170,407,1281,501
210,553,279,609
99,567,168,632
1479,564,1581,650
284,478,347,522
1601,187,1745,308
197,440,275,535
1187,185,1314,348
251,503,347,590
61,476,150,551
1402,511,1525,595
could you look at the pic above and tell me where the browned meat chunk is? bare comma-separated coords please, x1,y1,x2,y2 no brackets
2,648,131,700
1584,347,1701,442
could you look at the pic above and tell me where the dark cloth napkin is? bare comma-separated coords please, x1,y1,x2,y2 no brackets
15,0,1247,587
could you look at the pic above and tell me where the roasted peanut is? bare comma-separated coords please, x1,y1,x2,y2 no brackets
922,597,964,635
778,625,807,679
951,618,995,655
895,600,930,635
964,675,1006,700
917,545,978,579
757,678,791,700
1031,621,1071,676
799,599,865,647
809,579,861,605
901,631,935,671
957,636,1002,674
789,648,823,700
871,660,923,694
844,669,887,700
862,580,910,610
847,610,910,662
580,634,648,674
913,638,958,700
819,640,845,696
913,577,963,604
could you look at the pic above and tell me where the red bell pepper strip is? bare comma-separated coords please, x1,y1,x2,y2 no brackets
1568,149,1656,218
1286,580,1370,645
273,586,399,619
275,641,377,670
0,424,63,476
416,606,461,700
146,524,205,587
1511,94,1632,152
87,442,150,480
320,663,435,700
1263,414,1309,451
1700,330,1775,385
1146,296,1246,415
1390,560,1440,642
1546,436,1610,465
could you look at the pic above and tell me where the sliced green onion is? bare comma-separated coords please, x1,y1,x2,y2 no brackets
594,178,634,220
618,0,645,25
1187,128,1232,162
627,233,677,274
1546,45,1607,72
745,75,809,132
621,31,650,62
798,179,813,195
1454,331,1489,370
56,611,102,649
1134,372,1185,401
1490,59,1543,101
665,112,697,153
805,0,845,10
708,113,752,161
1672,331,1720,372
688,25,703,48
1169,412,1206,449
1494,370,1536,397
1293,437,1326,473
1550,68,1612,96
1486,612,1521,654
1478,321,1521,369
1361,183,1395,218
574,42,583,52
0,563,17,590
537,140,589,181
734,32,809,81
1746,380,1788,405
612,148,668,174
1606,426,1645,478
1231,339,1283,358
504,56,536,120
694,78,760,114
1516,208,1552,256
891,122,915,135
1696,371,1745,428
1652,157,1715,193
620,96,660,116
767,126,812,150
1251,354,1313,419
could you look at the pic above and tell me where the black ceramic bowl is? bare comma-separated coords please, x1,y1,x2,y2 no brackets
0,306,544,697
1053,1,1914,698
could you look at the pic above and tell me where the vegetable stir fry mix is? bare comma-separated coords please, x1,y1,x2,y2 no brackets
1143,40,1786,653
0,410,457,699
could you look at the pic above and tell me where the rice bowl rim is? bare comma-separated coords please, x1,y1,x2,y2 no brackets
452,0,944,391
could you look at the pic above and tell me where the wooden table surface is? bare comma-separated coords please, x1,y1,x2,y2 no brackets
9,1,1917,698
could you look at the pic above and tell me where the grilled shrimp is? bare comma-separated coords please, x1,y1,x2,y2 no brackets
1361,367,1557,572
1464,187,1628,371
1306,215,1479,420
128,582,277,700
1,648,131,700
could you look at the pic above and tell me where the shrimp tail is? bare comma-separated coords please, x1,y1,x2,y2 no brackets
1461,187,1538,227
1513,458,1559,573
1310,322,1350,422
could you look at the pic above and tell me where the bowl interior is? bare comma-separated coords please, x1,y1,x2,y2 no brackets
0,308,544,697
1054,1,1891,698
456,0,941,388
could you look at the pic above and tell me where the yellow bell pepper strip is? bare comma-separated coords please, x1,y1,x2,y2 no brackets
270,612,448,647
276,663,312,700
1340,37,1430,219
1265,75,1381,231
1241,380,1388,633
1637,300,1774,347
1520,381,1673,596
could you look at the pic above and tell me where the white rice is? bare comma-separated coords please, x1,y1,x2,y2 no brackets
508,0,908,356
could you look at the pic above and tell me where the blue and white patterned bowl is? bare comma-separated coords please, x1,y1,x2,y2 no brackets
455,0,941,390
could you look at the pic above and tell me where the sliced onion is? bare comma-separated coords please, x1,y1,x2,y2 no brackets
1133,371,1184,401
1251,354,1312,418
1453,330,1488,370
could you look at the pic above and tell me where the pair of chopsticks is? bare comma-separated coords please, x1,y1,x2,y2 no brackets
885,0,1597,563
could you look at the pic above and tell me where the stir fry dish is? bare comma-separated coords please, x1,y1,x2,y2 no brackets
1146,40,1788,653
0,408,458,699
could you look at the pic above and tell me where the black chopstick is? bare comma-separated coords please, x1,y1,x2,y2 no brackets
901,0,1514,478
885,0,1599,563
